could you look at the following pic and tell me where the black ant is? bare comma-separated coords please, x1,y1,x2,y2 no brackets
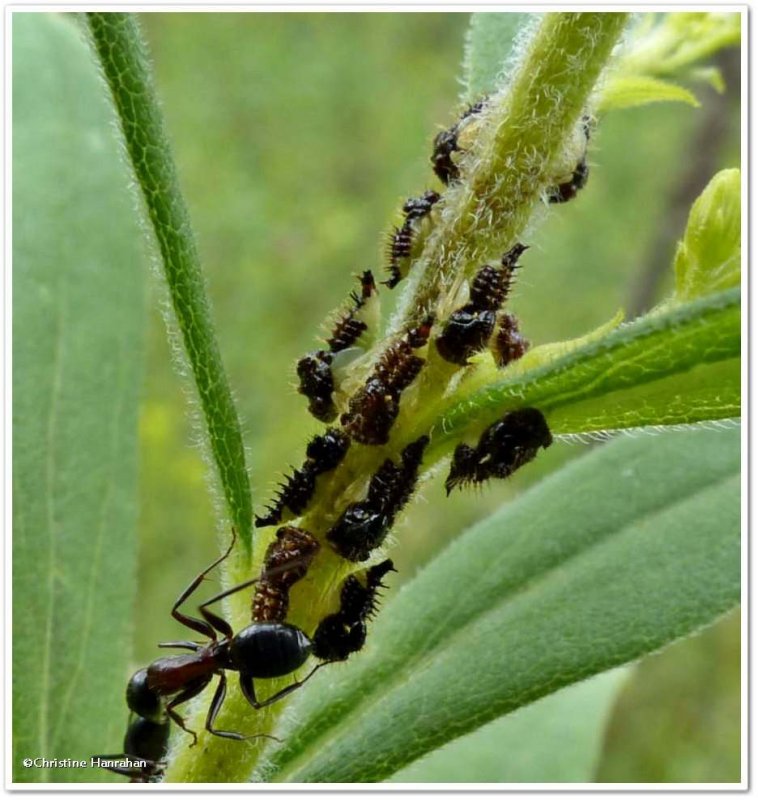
101,548,395,783
96,714,170,783
124,530,329,746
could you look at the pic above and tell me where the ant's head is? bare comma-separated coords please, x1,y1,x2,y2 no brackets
123,715,170,764
229,622,312,679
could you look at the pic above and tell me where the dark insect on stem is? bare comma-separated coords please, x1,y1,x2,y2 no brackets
121,530,329,747
407,313,435,348
253,526,320,622
256,429,350,527
326,270,376,351
312,560,396,661
305,427,351,471
341,321,431,445
436,244,528,366
96,715,170,783
340,346,423,444
297,272,377,421
445,408,553,495
547,115,592,204
384,191,441,289
430,98,487,185
296,350,336,422
435,308,496,366
546,157,589,204
255,466,316,529
402,189,441,221
491,312,530,367
383,224,413,290
327,436,429,561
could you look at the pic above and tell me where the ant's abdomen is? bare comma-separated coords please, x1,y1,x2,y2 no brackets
230,622,312,679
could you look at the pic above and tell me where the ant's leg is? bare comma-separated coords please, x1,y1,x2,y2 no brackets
165,677,212,747
158,640,203,652
199,606,233,640
204,672,280,743
198,549,313,638
171,530,238,640
197,574,264,640
239,662,329,711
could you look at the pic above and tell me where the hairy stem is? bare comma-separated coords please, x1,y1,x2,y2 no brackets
86,12,253,551
162,12,630,783
392,12,629,333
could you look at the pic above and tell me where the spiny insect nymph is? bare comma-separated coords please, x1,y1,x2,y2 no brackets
435,243,528,366
445,408,552,494
297,271,378,422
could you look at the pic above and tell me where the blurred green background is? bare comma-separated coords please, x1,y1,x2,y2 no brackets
130,13,740,782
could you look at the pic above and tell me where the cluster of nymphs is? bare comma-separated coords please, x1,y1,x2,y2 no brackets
100,97,590,782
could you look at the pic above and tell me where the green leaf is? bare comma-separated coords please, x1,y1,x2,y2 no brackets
262,426,739,783
597,75,700,113
463,12,535,102
85,13,254,552
672,169,741,304
12,13,145,782
476,308,624,375
614,12,740,83
391,668,631,783
687,65,726,93
423,288,739,457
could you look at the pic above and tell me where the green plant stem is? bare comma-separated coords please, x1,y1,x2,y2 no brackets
392,12,629,333
162,12,631,784
86,12,253,552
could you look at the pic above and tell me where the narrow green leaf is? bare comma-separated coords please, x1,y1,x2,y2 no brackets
262,426,739,783
597,75,700,113
615,12,740,82
423,288,739,457
391,668,631,783
463,12,535,102
672,169,741,303
687,65,726,93
85,13,254,551
12,13,145,782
